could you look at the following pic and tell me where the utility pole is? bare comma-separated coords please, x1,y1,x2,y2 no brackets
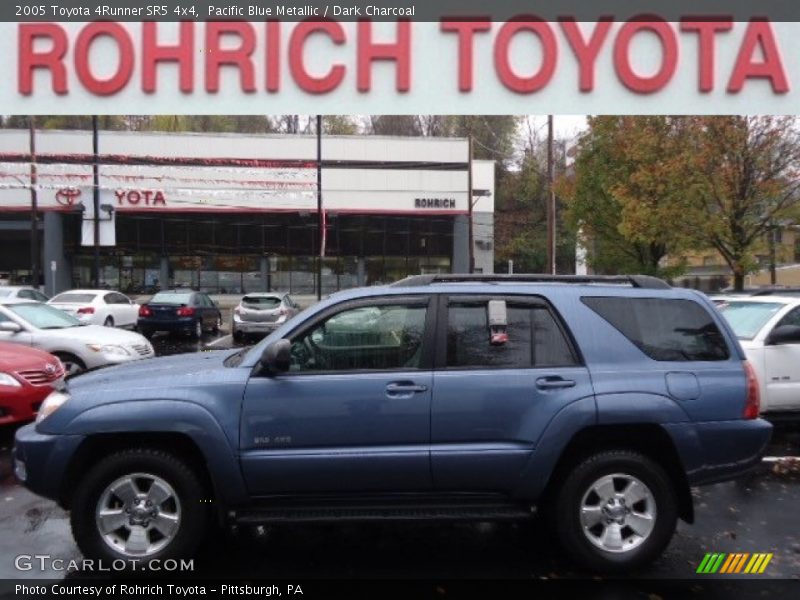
546,115,556,275
467,135,474,273
92,116,100,287
316,115,323,301
29,117,39,289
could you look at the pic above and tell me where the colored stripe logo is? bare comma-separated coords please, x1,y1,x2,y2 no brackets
696,553,773,574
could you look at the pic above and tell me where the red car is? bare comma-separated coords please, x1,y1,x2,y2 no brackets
0,342,64,425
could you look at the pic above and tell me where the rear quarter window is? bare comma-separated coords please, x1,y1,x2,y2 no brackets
582,297,730,362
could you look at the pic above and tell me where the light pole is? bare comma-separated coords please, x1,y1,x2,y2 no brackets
28,117,39,289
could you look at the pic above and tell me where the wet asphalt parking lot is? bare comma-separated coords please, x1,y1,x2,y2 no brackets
0,330,799,585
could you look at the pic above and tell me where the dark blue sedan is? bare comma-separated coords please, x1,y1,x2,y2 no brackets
137,290,222,339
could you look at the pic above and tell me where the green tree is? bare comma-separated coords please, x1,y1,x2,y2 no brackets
684,116,800,290
561,116,700,277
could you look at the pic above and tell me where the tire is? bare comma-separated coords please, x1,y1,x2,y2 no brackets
103,316,114,327
232,329,244,343
70,449,210,567
54,352,87,378
212,315,222,334
191,320,203,339
553,450,677,573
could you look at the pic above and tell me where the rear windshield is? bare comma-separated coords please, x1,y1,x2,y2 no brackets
719,301,785,340
582,297,730,361
50,293,97,303
151,292,192,305
242,296,282,308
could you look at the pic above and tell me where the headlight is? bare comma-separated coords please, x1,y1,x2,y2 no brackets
87,344,131,357
36,391,70,423
0,372,21,387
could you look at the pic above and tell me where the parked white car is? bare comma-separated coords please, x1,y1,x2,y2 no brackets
48,289,140,328
718,296,800,414
0,286,49,302
0,299,154,376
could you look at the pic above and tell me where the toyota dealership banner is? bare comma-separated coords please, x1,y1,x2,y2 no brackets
2,6,800,114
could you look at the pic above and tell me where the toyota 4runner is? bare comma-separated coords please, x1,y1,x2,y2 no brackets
14,274,772,572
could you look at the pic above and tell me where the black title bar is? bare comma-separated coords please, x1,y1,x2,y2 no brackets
6,1,800,22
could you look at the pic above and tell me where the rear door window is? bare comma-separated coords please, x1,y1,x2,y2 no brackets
582,297,729,361
446,298,579,369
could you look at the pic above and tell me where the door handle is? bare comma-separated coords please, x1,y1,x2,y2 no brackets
386,382,428,395
536,377,576,390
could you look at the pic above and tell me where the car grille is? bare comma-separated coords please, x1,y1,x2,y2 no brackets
17,363,65,386
130,344,153,357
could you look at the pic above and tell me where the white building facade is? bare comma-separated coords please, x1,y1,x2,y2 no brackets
0,130,494,294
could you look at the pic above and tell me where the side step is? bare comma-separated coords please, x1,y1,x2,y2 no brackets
234,504,535,524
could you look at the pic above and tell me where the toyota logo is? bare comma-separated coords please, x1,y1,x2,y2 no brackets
55,187,81,206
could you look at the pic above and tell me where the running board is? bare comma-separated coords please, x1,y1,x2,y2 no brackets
234,504,535,524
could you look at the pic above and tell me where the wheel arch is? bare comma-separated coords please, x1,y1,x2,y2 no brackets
542,424,694,524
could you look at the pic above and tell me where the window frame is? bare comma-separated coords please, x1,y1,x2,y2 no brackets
268,294,437,377
774,306,800,331
434,294,582,371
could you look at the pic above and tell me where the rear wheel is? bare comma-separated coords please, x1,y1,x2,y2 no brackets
212,315,222,334
103,316,114,327
54,352,86,378
70,449,210,566
191,320,203,339
554,450,677,572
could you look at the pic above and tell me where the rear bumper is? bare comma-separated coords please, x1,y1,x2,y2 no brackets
232,319,281,335
137,317,195,332
664,418,772,486
13,422,85,503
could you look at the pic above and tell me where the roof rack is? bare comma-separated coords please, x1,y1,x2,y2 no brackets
391,274,670,290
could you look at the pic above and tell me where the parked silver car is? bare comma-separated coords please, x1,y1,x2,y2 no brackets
231,293,299,341
0,299,154,376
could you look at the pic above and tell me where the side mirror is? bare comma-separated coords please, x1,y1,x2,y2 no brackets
766,324,800,346
0,321,22,334
260,339,291,374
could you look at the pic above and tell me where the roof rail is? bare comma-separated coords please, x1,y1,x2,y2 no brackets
391,273,671,290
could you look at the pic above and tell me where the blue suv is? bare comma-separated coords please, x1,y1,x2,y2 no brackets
14,275,772,572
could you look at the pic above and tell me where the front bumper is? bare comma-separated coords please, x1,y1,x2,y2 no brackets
0,385,50,425
664,418,773,486
13,422,85,503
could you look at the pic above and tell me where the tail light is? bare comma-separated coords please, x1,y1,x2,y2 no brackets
177,307,195,317
77,307,95,315
743,361,760,419
138,305,152,317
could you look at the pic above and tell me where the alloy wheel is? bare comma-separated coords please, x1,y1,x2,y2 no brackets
579,473,656,553
95,472,181,558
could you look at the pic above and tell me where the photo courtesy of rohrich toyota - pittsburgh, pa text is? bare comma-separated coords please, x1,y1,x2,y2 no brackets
0,1,799,599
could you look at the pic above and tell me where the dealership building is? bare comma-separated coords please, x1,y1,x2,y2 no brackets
0,130,494,295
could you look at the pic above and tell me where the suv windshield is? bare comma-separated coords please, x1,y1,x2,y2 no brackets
8,302,81,329
719,301,786,340
151,292,193,305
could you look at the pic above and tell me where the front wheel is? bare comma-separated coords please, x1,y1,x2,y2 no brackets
70,449,210,566
54,352,86,378
554,450,677,573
